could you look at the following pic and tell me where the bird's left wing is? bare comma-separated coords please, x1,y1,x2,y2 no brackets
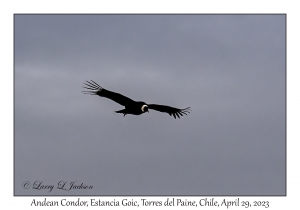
148,104,191,119
82,80,135,106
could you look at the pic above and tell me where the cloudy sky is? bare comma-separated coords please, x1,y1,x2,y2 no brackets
14,14,285,196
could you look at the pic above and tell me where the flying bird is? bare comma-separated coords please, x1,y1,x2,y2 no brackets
82,80,191,119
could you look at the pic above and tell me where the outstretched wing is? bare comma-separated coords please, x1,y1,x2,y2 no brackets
148,104,191,119
82,80,135,106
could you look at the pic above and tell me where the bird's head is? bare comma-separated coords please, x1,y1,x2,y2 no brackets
141,105,149,113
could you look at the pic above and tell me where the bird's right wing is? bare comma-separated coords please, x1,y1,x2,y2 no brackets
148,104,191,119
82,80,135,106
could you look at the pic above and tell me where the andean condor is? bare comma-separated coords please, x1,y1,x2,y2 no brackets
82,80,191,119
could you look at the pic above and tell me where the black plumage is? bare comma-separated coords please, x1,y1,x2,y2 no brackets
82,80,191,119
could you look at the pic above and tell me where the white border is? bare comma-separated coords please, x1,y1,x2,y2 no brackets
1,0,298,209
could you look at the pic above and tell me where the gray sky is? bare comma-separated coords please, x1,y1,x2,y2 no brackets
14,14,285,196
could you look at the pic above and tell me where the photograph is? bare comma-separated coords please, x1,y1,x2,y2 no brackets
14,14,286,196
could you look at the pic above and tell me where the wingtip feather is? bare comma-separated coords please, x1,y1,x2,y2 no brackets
82,80,103,95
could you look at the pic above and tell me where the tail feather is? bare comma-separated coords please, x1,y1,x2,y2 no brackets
115,109,127,117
